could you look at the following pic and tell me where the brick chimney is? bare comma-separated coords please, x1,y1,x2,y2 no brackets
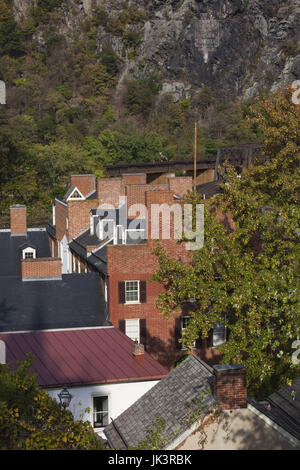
21,258,62,281
70,175,96,198
213,364,247,410
133,342,145,358
10,205,27,236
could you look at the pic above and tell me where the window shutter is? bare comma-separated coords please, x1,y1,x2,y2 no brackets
118,282,125,304
175,317,182,350
207,328,214,348
140,319,147,348
118,319,125,333
195,333,203,349
140,281,147,303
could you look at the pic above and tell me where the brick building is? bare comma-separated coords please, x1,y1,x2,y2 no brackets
46,172,223,369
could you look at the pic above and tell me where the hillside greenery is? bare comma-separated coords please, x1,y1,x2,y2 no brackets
0,0,261,222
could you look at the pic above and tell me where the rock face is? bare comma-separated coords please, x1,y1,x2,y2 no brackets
13,0,300,101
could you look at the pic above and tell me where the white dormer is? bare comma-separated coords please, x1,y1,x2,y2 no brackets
66,186,85,201
21,245,36,259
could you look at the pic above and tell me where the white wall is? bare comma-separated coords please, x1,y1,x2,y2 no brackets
47,379,159,437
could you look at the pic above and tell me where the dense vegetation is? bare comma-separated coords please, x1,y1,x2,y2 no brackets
0,0,261,222
0,355,106,449
153,85,300,399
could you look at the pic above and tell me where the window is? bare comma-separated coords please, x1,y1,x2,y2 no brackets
125,281,140,304
181,317,196,349
22,247,36,260
212,321,226,347
119,281,146,304
93,396,109,428
125,318,140,343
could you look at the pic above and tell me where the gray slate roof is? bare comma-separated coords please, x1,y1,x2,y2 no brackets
249,378,300,442
0,230,51,277
104,354,216,449
0,273,110,332
197,181,222,199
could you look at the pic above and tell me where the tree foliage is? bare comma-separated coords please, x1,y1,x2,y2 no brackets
153,86,300,399
0,356,106,450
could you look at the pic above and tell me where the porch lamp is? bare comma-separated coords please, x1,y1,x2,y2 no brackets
58,386,72,409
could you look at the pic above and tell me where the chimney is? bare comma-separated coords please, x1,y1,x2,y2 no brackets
213,364,247,410
21,257,62,281
10,205,27,236
133,342,145,358
70,175,96,198
0,340,6,364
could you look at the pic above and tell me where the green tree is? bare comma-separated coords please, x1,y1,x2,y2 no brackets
0,0,24,57
152,86,300,399
0,356,106,450
125,74,162,117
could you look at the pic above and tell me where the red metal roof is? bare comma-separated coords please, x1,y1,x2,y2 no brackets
0,327,168,388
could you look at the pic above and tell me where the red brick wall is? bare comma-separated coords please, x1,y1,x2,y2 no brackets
10,205,27,235
213,366,247,410
122,173,147,185
107,244,182,367
169,176,193,197
21,258,62,279
97,177,124,208
68,200,98,241
70,175,96,197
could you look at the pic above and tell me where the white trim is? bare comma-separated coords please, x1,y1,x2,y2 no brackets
91,393,111,430
66,186,85,201
125,318,140,343
85,189,97,200
55,198,68,207
247,403,300,449
0,228,46,233
0,326,114,335
88,237,114,256
125,280,140,304
22,247,36,260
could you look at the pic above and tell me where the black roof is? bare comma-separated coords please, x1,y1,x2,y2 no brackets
0,273,110,332
104,355,215,449
197,181,223,199
74,229,103,248
0,230,51,277
249,378,300,442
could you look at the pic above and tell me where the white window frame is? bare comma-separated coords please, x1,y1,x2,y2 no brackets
125,318,140,343
181,316,196,349
22,247,36,260
66,186,85,201
125,280,140,304
212,320,226,347
91,394,110,430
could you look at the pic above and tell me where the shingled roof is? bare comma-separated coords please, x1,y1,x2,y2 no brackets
0,229,51,277
249,378,300,443
0,273,110,332
104,354,216,449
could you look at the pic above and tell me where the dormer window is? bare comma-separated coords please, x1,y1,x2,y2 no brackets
66,186,85,201
21,246,36,260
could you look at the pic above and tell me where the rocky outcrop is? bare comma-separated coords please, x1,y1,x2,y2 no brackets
12,0,300,102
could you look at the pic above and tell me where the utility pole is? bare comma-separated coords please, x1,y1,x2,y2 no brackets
193,121,197,192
